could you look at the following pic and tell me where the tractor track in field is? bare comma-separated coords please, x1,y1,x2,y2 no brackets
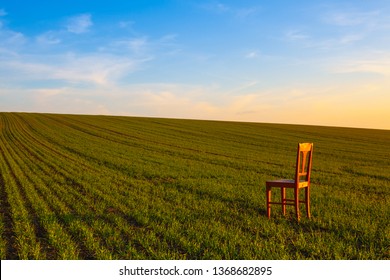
44,114,255,160
1,115,94,259
0,146,18,259
8,136,122,259
7,115,165,258
0,139,49,258
42,114,283,176
13,114,97,173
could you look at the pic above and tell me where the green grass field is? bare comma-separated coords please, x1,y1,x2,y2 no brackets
0,112,389,260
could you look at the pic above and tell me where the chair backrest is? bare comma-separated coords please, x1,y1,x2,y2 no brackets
295,143,313,184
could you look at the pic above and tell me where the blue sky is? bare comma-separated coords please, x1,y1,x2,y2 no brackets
1,1,389,129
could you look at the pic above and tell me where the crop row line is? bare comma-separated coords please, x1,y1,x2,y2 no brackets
1,114,109,258
2,114,179,258
5,114,140,258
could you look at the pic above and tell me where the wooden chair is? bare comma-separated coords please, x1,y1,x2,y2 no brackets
266,143,313,221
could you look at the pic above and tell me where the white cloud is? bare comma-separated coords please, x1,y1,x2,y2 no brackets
284,28,364,50
0,9,6,17
285,8,388,51
324,10,381,27
201,2,230,14
50,54,140,85
236,7,259,19
245,51,259,59
66,14,93,34
285,30,309,41
158,33,178,45
111,37,149,54
0,52,149,86
200,3,260,20
33,87,68,97
118,20,134,29
36,31,61,45
338,34,363,45
0,25,26,48
304,33,364,50
330,51,390,76
322,8,390,34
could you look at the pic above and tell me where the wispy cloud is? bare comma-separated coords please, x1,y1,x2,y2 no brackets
1,53,148,86
322,7,390,35
323,10,381,27
118,21,133,28
285,30,309,42
200,2,259,19
0,8,6,17
236,7,259,19
306,34,364,50
65,14,93,34
284,28,365,50
245,51,259,59
0,24,26,49
201,2,230,14
338,34,363,44
284,6,390,51
36,31,61,45
330,51,390,76
111,37,149,54
49,55,135,85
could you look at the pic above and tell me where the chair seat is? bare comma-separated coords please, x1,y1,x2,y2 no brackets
266,179,309,188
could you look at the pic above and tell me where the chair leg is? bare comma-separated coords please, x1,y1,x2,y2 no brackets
281,187,286,215
266,187,271,219
294,188,300,221
305,187,311,218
